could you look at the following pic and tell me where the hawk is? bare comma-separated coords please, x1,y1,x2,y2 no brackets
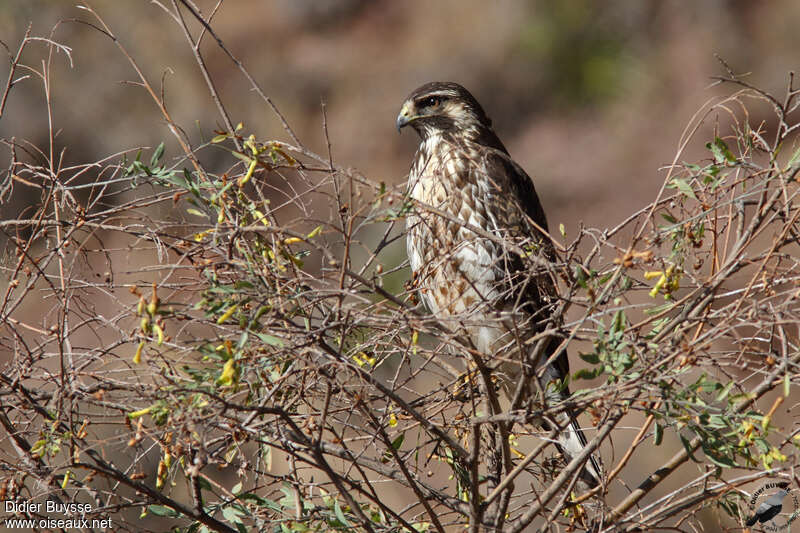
397,81,601,488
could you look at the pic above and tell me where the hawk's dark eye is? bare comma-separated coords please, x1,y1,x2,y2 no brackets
418,96,443,109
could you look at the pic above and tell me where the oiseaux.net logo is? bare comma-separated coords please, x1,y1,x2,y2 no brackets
746,482,799,532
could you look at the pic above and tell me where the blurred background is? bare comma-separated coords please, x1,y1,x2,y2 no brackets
2,1,800,528
2,0,799,230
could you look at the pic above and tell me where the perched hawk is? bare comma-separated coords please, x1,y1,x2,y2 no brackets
397,81,601,488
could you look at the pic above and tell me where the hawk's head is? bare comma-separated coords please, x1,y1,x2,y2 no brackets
396,82,496,142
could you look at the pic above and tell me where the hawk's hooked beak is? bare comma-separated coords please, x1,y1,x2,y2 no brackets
396,102,414,132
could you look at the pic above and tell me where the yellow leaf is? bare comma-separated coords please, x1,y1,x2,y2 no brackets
153,324,164,345
133,341,145,364
649,274,667,298
273,147,296,166
252,209,269,225
216,358,237,386
217,304,238,325
238,158,258,187
244,134,257,153
129,406,153,419
30,439,46,457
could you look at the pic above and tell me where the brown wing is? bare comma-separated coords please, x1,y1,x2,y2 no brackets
477,146,569,378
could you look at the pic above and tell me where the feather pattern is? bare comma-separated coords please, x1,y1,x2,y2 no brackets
400,81,601,488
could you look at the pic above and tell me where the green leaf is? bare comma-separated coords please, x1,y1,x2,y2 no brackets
232,151,254,164
787,145,800,169
333,500,350,528
381,434,405,463
391,433,405,450
612,310,626,332
715,381,734,402
679,434,700,463
645,304,672,316
704,164,721,178
601,272,616,286
573,367,603,380
654,423,663,446
196,476,212,491
707,453,736,469
707,137,736,164
210,180,235,203
159,168,201,196
670,178,698,200
148,505,180,517
574,266,588,289
703,445,736,468
222,506,244,525
150,142,165,166
240,494,281,512
255,333,284,347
